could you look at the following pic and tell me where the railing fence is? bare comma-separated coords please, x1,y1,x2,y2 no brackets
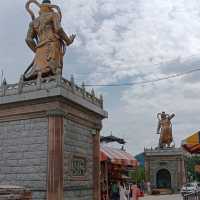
183,192,200,200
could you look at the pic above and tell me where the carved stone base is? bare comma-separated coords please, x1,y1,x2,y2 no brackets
0,76,107,200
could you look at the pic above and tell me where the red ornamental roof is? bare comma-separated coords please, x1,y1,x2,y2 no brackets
100,145,139,167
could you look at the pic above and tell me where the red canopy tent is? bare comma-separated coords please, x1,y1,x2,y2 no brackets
100,145,139,200
182,131,200,154
101,145,139,168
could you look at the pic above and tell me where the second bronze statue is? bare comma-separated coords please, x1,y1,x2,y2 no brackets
24,0,76,81
157,111,175,149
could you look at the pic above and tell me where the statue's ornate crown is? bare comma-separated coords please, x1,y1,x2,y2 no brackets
42,0,51,4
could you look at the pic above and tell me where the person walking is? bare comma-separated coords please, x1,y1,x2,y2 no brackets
125,184,131,199
140,180,145,193
111,181,120,200
147,181,151,195
119,182,127,200
131,183,140,200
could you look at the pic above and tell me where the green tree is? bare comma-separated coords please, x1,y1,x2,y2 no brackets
129,167,145,183
186,156,200,182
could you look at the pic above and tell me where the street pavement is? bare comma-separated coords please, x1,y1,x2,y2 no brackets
141,194,182,200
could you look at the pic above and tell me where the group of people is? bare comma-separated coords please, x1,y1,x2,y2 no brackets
111,182,142,200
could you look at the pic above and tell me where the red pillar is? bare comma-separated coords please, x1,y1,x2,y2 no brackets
47,109,64,200
93,130,100,200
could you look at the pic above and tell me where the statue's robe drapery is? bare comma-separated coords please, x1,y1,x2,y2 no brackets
25,12,65,79
159,118,173,146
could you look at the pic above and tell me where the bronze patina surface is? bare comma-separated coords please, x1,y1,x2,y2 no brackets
24,0,75,80
157,112,175,148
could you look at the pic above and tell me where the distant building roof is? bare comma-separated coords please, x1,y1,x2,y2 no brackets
100,135,126,144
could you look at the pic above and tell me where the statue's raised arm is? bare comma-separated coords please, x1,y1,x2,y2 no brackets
24,0,76,81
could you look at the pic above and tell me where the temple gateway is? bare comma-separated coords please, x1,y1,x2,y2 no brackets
144,112,186,194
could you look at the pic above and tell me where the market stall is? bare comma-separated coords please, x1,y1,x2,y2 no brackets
100,145,139,200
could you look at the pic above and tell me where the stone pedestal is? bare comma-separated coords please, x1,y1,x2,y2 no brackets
0,75,107,200
144,148,186,193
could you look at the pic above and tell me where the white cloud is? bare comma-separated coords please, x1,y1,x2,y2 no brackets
1,0,200,154
60,0,200,83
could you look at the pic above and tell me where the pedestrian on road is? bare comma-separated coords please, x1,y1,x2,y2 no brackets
131,183,140,200
147,181,151,195
111,181,120,200
140,180,145,193
119,182,128,200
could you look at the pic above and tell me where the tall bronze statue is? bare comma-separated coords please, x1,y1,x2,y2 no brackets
157,112,175,148
24,0,75,80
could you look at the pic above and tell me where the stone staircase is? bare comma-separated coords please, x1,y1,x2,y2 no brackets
0,186,32,200
152,188,173,195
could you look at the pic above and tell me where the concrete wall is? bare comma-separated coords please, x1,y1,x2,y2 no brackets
0,118,48,200
63,119,94,200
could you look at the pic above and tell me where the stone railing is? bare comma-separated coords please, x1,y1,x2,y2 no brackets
0,74,104,108
144,147,185,156
144,147,182,152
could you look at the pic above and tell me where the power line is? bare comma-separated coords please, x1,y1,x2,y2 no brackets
84,67,200,87
71,53,200,77
0,70,3,85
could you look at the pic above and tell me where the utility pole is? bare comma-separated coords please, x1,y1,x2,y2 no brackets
1,70,3,86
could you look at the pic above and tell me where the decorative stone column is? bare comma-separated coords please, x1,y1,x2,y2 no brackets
93,130,100,200
47,109,65,200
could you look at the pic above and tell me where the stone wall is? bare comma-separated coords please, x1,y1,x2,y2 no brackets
64,119,94,200
0,118,48,200
0,75,107,200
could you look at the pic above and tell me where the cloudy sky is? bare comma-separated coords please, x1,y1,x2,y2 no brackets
1,0,200,154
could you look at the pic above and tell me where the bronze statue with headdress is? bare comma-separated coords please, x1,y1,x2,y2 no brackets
157,111,175,148
24,0,75,80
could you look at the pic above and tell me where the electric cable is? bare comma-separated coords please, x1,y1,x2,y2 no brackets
83,67,200,87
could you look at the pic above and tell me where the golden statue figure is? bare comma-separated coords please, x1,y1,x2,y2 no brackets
157,112,175,148
24,0,75,80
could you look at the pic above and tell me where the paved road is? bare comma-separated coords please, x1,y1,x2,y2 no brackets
141,194,182,200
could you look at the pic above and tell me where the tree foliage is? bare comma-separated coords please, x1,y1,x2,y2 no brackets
129,167,145,183
186,156,200,182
